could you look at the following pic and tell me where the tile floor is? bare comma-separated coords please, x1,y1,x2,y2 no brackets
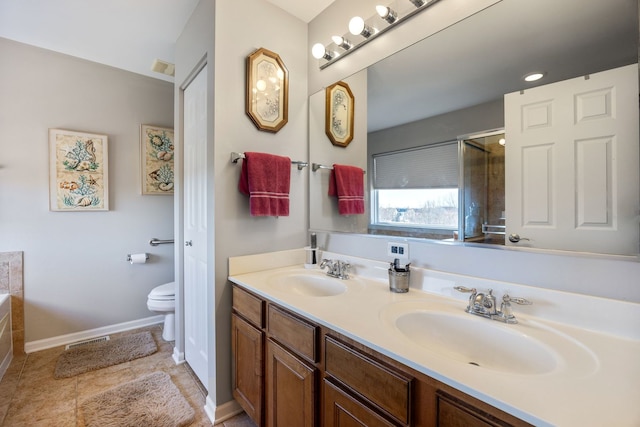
0,325,256,427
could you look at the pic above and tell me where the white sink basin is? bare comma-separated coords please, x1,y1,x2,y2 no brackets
266,269,364,297
380,300,598,376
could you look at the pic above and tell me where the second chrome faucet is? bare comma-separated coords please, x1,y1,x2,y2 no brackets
454,286,532,324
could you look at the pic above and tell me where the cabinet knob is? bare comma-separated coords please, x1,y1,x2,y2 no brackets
185,240,193,247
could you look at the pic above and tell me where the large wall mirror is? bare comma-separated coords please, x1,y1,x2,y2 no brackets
309,0,639,257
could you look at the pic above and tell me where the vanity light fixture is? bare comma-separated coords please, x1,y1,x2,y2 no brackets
376,5,398,24
332,36,353,50
523,72,545,82
312,43,335,61
311,0,441,69
349,16,374,38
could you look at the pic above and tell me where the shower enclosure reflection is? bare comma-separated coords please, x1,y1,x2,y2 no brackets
460,130,505,246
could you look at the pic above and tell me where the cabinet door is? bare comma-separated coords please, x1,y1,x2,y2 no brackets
232,313,264,426
437,391,511,427
266,339,317,427
324,379,398,427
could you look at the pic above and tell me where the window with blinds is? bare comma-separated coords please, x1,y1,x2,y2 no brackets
372,141,459,230
373,141,459,189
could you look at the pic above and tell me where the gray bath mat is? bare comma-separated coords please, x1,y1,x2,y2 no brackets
54,331,157,378
80,371,195,427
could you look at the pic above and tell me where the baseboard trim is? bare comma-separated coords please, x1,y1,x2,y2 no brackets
24,315,164,353
172,347,185,365
204,396,243,425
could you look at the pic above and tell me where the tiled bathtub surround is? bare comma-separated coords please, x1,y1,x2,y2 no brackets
0,252,24,355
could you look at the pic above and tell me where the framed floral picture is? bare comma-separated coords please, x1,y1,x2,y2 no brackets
141,125,174,195
325,81,355,147
246,47,289,133
49,128,109,211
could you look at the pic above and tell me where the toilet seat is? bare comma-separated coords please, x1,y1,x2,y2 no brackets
149,282,175,299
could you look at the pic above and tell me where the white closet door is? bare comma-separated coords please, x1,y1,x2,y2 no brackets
505,64,639,255
183,65,208,385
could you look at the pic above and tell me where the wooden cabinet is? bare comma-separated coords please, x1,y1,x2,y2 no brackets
231,284,531,427
265,304,320,426
231,286,265,426
324,379,398,427
266,339,318,427
232,314,264,424
325,336,412,426
436,391,517,427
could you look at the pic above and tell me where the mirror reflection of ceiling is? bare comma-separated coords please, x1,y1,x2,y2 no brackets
367,0,637,132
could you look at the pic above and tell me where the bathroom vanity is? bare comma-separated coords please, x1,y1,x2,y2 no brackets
228,249,640,427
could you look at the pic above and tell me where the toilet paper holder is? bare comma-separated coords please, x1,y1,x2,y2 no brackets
127,253,149,262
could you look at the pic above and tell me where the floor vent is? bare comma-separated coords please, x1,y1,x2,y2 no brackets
65,335,110,350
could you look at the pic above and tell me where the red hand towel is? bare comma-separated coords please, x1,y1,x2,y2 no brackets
328,164,365,215
238,152,291,216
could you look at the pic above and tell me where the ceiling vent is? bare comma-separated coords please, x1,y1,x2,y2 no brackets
151,59,175,77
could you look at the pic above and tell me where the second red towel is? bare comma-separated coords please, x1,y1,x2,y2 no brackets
328,164,365,215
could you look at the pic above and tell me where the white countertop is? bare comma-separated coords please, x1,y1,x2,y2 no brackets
228,249,640,427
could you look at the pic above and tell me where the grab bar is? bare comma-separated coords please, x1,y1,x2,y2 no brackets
149,238,174,246
481,224,506,236
231,152,308,171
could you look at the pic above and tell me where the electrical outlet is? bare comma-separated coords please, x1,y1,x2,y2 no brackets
387,242,409,259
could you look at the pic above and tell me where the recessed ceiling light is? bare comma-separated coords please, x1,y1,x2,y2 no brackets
523,72,545,82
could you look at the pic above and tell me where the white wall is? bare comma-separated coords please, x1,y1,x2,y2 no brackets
175,0,308,411
0,38,175,343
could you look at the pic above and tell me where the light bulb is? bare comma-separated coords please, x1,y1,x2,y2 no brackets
331,36,353,50
312,43,327,59
499,138,506,146
376,5,397,23
349,16,365,35
311,43,334,61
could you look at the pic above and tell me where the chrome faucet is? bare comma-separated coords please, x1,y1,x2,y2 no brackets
454,286,532,324
319,259,351,279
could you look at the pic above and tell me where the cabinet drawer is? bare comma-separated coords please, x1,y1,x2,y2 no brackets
324,379,398,427
267,305,318,362
437,391,516,427
325,336,412,425
233,285,264,328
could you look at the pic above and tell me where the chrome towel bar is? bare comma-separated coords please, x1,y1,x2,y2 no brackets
312,163,366,174
230,152,308,170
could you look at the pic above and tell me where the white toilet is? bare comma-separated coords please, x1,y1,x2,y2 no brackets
147,282,175,341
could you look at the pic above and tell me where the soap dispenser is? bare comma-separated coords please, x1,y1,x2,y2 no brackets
304,233,320,268
388,258,411,293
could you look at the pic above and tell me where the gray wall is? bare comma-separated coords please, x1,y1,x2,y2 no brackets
368,99,504,155
0,38,175,343
174,0,308,408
